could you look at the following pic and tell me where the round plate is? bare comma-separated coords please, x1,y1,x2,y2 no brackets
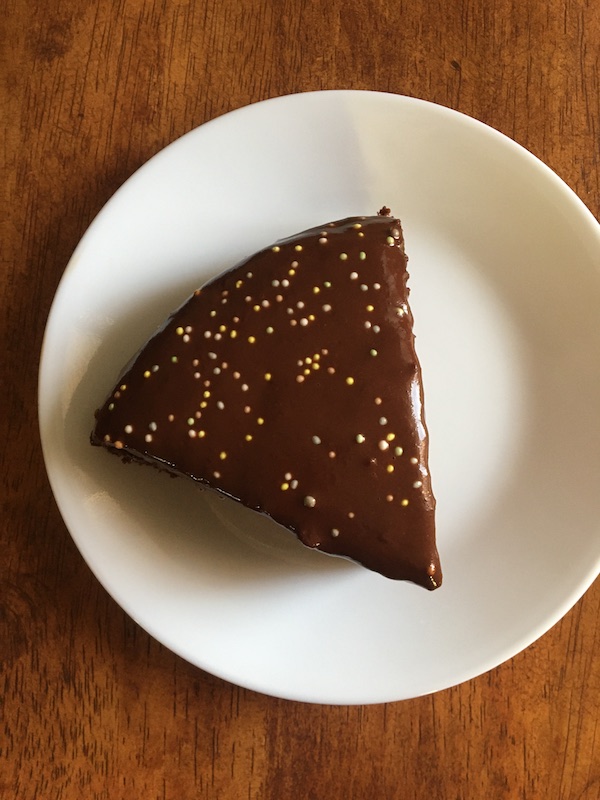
39,91,600,704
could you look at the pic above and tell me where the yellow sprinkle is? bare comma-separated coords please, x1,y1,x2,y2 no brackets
210,310,216,317
248,336,256,344
272,245,281,252
198,430,206,438
339,253,348,261
236,280,243,288
281,482,290,491
143,370,151,378
257,417,264,425
304,368,310,376
366,305,374,312
386,433,395,441
230,330,237,338
387,465,394,473
401,498,409,506
253,305,260,312
219,325,226,332
346,377,355,385
353,223,362,229
219,451,227,460
289,269,296,276
265,373,272,381
176,327,184,335
294,244,303,252
308,314,315,321
245,434,253,442
313,286,320,294
203,390,210,398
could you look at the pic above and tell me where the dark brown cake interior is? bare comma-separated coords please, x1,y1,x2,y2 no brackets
92,210,441,589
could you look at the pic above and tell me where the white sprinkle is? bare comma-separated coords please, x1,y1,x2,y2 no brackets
410,457,418,464
350,271,358,280
304,495,316,508
204,331,212,338
372,325,381,333
272,279,280,287
285,472,292,480
290,479,299,489
364,321,372,329
300,318,308,326
145,434,153,443
413,480,423,489
379,417,388,425
360,284,368,291
356,434,365,443
322,304,332,312
241,383,249,391
282,279,290,287
217,401,225,410
213,367,221,375
312,435,321,445
149,422,158,431
124,425,133,434
208,352,217,360
378,440,389,451
331,528,340,537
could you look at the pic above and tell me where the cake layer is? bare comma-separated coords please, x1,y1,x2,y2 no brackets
92,210,441,588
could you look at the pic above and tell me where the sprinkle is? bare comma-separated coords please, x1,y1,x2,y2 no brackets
356,434,365,444
108,403,114,411
300,318,308,326
350,271,358,280
339,253,348,261
370,349,378,357
294,244,303,252
282,279,290,288
246,272,253,278
359,252,366,260
379,417,388,425
281,482,289,491
372,325,381,333
213,367,221,375
327,366,335,374
291,261,299,268
198,430,206,438
244,405,251,413
262,300,270,308
217,401,225,410
285,472,292,480
213,471,221,479
145,434,153,443
176,327,184,335
360,284,368,291
245,434,253,442
296,375,305,383
120,384,127,391
374,282,381,290
374,397,382,405
236,280,243,288
348,512,355,519
401,499,409,507
378,440,389,451
386,494,394,502
313,286,320,294
272,279,280,287
413,480,423,489
208,352,217,360
387,465,395,473
364,321,372,329
168,414,175,422
386,433,395,441
312,436,321,444
264,372,272,381
248,336,256,344
331,528,340,537
304,495,316,508
253,304,260,312
328,451,336,458
386,236,394,245
187,417,195,425
124,425,133,434
241,384,249,391
149,422,157,431
319,237,327,244
322,304,332,312
266,326,274,334
352,223,362,229
230,330,238,339
214,333,222,341
410,457,418,464
366,305,374,312
324,281,332,288
188,429,197,438
257,417,264,425
114,440,124,449
272,245,281,252
346,377,355,385
143,370,151,378
219,451,227,460
290,480,299,489
171,356,178,363
233,371,241,379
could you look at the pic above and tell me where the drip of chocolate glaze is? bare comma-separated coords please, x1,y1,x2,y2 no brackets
92,210,441,589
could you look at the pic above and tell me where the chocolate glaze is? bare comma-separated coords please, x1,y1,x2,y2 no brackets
92,211,441,589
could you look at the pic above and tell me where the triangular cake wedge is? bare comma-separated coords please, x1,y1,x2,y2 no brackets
92,210,441,589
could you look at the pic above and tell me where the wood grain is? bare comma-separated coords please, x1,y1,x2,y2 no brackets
2,0,599,798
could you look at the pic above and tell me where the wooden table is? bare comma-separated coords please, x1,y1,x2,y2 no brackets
3,1,599,797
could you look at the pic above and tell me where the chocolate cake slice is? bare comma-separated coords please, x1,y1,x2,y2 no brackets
92,210,441,589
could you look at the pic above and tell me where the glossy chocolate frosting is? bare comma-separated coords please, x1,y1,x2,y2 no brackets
92,210,441,589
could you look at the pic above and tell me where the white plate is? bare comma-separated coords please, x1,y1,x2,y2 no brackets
39,91,600,704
